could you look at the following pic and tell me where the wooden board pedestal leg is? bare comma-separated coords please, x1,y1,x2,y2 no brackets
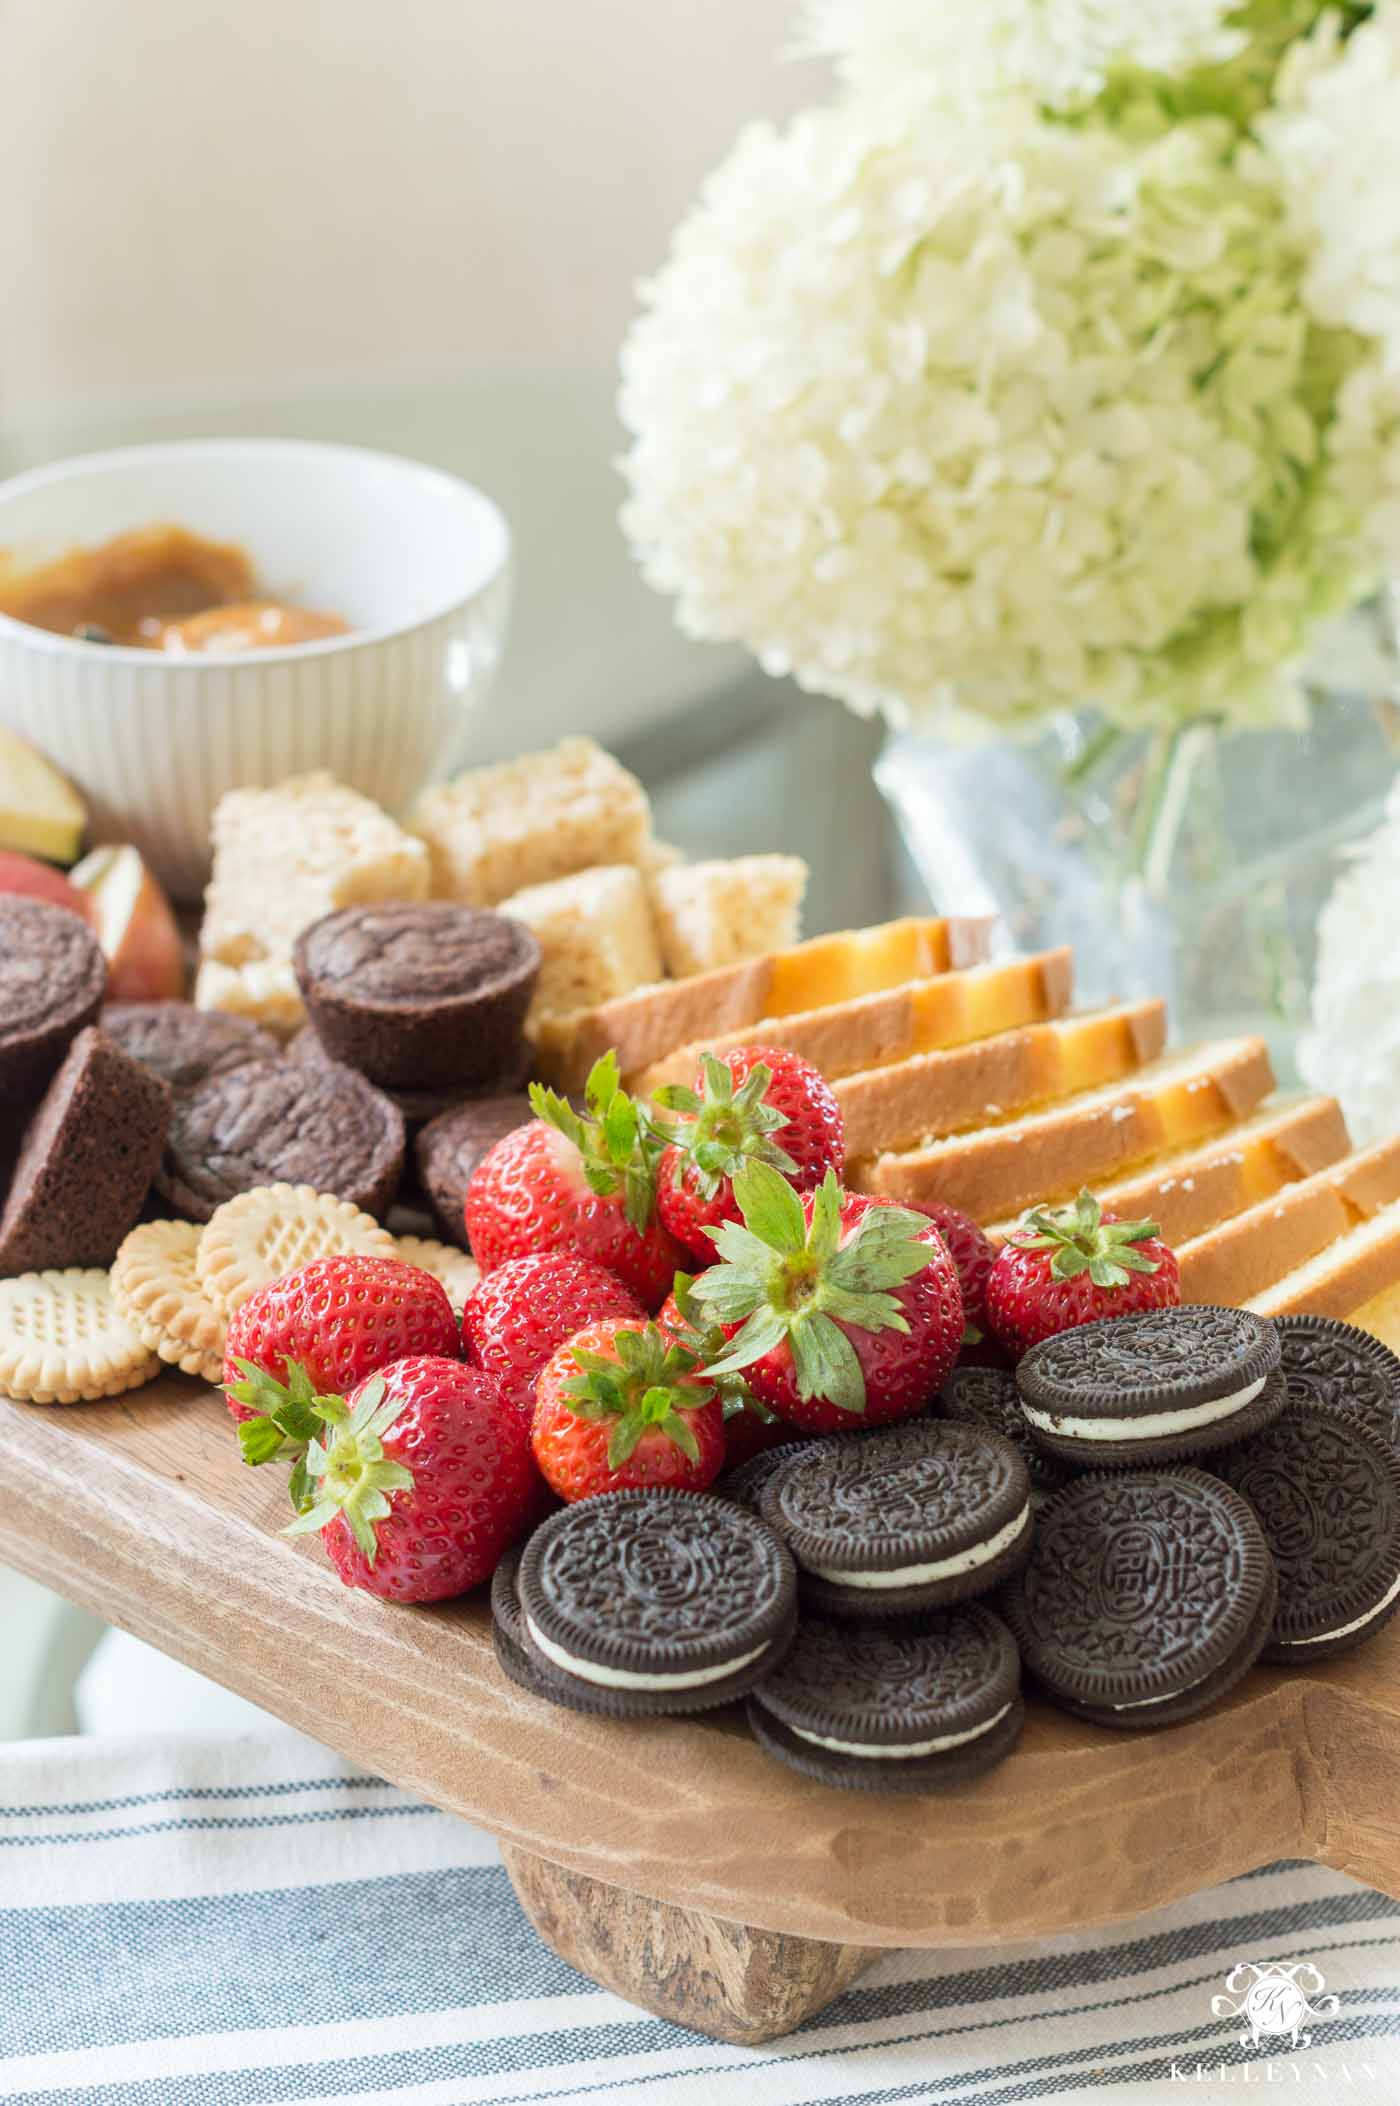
501,1844,881,2045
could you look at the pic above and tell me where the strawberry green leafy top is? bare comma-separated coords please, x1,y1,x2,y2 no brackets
688,1161,935,1415
530,1052,665,1232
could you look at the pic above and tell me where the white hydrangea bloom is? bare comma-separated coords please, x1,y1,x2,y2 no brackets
620,87,1372,737
802,0,1250,108
1325,357,1400,570
1258,2,1400,368
1301,774,1400,1142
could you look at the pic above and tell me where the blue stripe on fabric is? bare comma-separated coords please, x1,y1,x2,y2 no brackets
0,1804,442,1849
797,1884,1400,2037
7,1981,1400,2106
3,1868,1398,2099
1,1865,1395,2065
0,1778,397,1821
0,1867,589,2062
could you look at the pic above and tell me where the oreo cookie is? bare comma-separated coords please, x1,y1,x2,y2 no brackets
489,1541,614,1713
940,1365,1068,1500
1215,1399,1400,1662
1002,1468,1276,1729
760,1420,1032,1619
719,1443,809,1517
1016,1306,1285,1466
1273,1316,1400,1452
516,1490,797,1715
748,1606,1024,1793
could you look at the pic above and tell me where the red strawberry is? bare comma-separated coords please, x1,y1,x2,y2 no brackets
224,1255,460,1464
657,1274,801,1467
652,1046,845,1262
919,1201,995,1338
688,1162,963,1434
464,1053,683,1310
985,1187,1181,1359
531,1316,725,1502
462,1250,644,1421
285,1355,537,1602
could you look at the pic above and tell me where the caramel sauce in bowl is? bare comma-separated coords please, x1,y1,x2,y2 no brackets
0,523,349,650
0,440,511,899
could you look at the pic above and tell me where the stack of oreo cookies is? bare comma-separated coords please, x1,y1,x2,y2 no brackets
489,1303,1400,1795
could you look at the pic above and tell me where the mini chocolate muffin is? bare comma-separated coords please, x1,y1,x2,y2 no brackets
102,1001,280,1095
288,1024,532,1128
0,898,107,1107
0,1028,172,1276
415,1092,534,1249
293,902,541,1091
157,1059,405,1224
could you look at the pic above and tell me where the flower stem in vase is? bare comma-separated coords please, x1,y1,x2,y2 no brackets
1131,723,1217,900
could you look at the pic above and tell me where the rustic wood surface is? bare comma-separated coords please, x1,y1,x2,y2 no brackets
501,1845,880,2043
5,1371,1400,1953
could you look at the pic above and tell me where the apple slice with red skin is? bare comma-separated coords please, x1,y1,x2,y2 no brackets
70,844,186,1002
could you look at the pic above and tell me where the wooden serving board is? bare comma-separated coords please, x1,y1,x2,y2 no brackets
6,1371,1400,2043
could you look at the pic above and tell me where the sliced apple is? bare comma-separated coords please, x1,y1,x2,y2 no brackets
0,848,91,919
0,728,86,863
70,844,186,1002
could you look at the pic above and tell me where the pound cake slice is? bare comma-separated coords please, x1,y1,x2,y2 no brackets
853,1037,1273,1222
1179,1136,1400,1306
1247,1199,1400,1320
532,916,994,1089
834,997,1164,1158
636,949,1075,1095
984,1094,1352,1247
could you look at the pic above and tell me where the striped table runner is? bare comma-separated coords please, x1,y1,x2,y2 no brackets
2,1731,1398,2104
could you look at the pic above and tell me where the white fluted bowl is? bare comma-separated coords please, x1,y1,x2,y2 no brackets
0,440,512,898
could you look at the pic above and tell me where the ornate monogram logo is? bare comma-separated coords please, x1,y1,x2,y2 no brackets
1211,1960,1340,2050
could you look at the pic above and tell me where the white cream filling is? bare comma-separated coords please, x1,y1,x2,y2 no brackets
1287,1566,1400,1647
792,1700,1014,1759
810,1503,1031,1591
1109,1669,1211,1711
525,1616,768,1691
1022,1375,1267,1444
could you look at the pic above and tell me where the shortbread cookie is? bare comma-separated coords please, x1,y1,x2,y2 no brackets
196,1182,397,1317
0,1269,161,1404
111,1220,227,1383
393,1235,480,1311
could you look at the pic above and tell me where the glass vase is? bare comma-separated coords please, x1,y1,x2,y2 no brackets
875,652,1400,1084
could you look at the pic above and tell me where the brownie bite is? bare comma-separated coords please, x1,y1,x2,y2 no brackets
292,901,540,1090
287,1024,532,1128
0,898,107,1109
102,1001,280,1095
0,1028,172,1276
158,1059,405,1223
414,1092,533,1249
